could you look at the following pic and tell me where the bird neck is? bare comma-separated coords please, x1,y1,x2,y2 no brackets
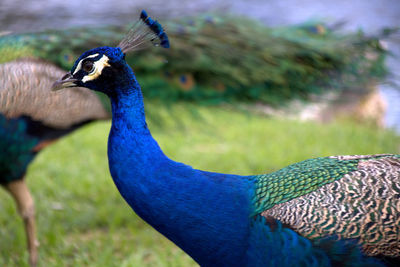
108,75,170,179
108,71,149,133
107,73,255,266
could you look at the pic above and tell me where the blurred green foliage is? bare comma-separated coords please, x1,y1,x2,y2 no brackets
0,102,398,266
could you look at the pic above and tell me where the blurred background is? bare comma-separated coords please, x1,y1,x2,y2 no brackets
0,0,399,266
1,0,400,131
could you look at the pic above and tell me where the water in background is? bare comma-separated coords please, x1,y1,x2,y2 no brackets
1,0,399,132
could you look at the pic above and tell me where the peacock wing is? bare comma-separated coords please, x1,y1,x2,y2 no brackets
254,154,400,258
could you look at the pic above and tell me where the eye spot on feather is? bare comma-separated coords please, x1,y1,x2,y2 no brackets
172,73,195,91
63,54,72,63
180,75,187,83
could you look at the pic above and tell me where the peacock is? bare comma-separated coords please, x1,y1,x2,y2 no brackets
53,10,400,267
0,59,110,266
0,13,380,267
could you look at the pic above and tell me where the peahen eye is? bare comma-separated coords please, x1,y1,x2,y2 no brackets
83,61,95,73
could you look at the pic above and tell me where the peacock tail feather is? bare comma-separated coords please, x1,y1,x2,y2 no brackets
0,13,388,105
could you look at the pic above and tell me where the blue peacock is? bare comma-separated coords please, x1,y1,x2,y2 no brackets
53,10,400,267
2,14,383,266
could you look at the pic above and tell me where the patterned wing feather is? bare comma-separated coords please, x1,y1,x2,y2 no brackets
258,154,400,258
253,156,361,213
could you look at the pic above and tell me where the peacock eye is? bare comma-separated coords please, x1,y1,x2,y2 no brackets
83,61,95,73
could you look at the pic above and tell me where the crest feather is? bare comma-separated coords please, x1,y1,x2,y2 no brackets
118,10,170,53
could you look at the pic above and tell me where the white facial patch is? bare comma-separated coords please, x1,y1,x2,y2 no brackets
73,53,111,83
81,55,111,83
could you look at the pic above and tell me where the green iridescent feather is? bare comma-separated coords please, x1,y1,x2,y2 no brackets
0,115,38,184
251,155,399,214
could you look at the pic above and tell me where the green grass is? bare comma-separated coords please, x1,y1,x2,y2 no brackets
0,102,399,266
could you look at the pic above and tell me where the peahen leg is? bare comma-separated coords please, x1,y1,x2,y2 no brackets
5,179,39,267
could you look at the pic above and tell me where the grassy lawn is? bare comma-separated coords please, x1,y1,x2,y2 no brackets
0,102,399,266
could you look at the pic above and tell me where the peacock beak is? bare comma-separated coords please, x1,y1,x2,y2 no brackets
52,73,78,91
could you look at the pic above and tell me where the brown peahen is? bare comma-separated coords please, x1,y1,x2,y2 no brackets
0,58,110,266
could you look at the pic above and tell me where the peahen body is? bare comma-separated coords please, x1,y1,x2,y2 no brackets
53,11,400,267
0,58,110,266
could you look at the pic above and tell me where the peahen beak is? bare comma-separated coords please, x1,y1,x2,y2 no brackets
52,73,78,91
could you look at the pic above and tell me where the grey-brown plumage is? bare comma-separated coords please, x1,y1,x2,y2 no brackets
0,58,109,128
0,58,110,266
262,154,400,259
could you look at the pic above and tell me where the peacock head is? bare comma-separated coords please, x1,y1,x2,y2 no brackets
53,46,128,95
52,10,169,95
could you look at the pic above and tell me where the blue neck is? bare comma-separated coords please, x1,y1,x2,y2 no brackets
106,68,255,266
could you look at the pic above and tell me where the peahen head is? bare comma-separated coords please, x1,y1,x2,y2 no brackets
52,10,169,95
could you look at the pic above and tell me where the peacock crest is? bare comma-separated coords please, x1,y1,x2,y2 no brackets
118,10,169,53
